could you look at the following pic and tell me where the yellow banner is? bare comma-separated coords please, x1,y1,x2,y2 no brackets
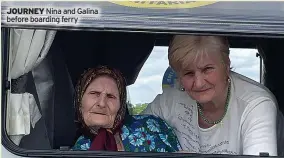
110,1,217,9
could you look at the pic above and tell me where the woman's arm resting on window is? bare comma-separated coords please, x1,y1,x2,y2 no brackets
242,99,277,156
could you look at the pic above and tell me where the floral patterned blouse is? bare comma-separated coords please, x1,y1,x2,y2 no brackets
73,114,182,152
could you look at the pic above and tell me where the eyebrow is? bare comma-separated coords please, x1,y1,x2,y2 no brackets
88,89,119,97
183,64,214,71
197,64,214,69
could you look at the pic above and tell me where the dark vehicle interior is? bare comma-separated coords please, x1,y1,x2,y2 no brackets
1,28,284,157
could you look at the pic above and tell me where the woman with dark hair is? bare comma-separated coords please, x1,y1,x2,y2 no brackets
72,66,181,152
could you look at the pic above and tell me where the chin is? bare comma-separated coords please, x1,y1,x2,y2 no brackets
190,91,214,104
86,115,111,128
89,121,110,128
192,95,213,104
196,99,212,104
92,120,109,126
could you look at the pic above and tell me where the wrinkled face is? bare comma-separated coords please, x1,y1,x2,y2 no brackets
81,76,120,129
179,51,229,104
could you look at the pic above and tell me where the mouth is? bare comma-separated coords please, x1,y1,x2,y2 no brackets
194,88,211,93
90,112,107,115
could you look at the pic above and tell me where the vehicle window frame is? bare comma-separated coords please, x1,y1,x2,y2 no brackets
1,27,280,158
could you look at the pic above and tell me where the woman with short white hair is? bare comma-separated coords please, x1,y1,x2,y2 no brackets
143,35,278,156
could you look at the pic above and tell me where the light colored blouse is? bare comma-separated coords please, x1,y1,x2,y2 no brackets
143,71,278,156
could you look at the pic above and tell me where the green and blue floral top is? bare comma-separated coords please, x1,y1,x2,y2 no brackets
73,114,182,152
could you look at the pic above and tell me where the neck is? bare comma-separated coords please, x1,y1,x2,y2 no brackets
200,80,230,112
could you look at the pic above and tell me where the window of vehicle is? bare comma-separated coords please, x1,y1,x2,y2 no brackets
2,29,283,158
2,1,284,157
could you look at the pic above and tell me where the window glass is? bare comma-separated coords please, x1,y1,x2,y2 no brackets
230,48,260,82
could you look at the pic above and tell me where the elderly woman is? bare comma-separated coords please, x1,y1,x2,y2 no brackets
72,66,181,152
143,35,278,156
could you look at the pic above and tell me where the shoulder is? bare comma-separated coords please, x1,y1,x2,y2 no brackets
143,86,197,121
149,86,193,108
162,86,187,98
230,71,277,106
230,72,278,120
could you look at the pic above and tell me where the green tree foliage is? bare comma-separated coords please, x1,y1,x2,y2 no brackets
128,103,148,115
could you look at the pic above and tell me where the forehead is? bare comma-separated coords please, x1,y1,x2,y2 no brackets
182,50,223,70
86,76,118,92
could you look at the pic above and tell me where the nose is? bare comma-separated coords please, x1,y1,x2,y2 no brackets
193,73,206,89
97,94,107,108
